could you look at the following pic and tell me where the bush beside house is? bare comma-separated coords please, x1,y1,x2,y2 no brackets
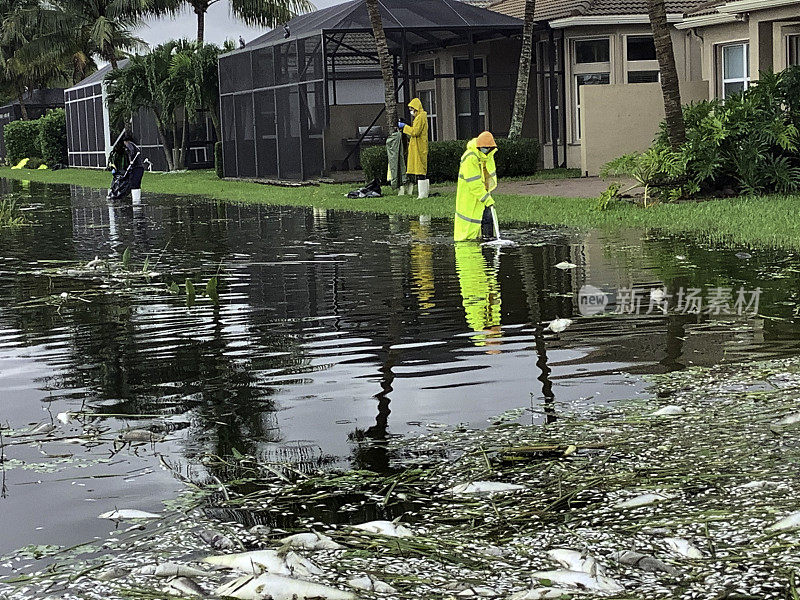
362,137,539,183
3,109,68,166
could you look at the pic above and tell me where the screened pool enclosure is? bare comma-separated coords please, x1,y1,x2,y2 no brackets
218,0,523,180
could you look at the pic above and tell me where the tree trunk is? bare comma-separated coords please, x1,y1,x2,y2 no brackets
209,109,221,143
181,113,189,168
647,0,685,149
508,0,536,138
17,93,28,120
365,0,397,129
154,112,175,171
110,53,119,70
196,8,205,43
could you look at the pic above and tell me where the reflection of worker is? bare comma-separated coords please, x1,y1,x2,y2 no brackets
455,243,502,348
454,131,498,242
410,220,435,313
398,98,429,198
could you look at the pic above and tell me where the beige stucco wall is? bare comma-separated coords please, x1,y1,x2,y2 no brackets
580,80,709,176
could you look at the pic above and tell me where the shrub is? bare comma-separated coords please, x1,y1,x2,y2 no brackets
602,67,800,200
361,137,539,183
38,109,67,166
214,141,224,178
4,120,42,164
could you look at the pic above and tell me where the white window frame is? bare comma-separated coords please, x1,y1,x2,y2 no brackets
538,39,562,144
719,42,750,99
624,34,660,84
571,36,612,142
787,33,800,67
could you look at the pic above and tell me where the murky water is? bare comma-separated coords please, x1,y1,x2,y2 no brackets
1,178,799,568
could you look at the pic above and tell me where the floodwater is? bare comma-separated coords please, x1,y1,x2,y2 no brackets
1,178,799,569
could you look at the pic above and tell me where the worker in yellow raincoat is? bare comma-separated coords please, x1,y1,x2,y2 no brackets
398,98,429,198
454,131,498,242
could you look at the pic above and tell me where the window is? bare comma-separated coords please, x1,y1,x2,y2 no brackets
571,38,610,140
720,43,750,98
418,89,438,141
788,35,800,67
538,39,562,144
415,61,435,82
625,36,659,84
454,57,488,139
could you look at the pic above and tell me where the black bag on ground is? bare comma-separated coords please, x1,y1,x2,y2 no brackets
346,179,383,199
108,169,133,200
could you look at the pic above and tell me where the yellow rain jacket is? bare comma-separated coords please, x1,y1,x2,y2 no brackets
455,243,502,347
402,98,428,176
454,139,497,242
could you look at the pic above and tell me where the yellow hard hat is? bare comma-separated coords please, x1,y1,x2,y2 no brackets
476,131,497,148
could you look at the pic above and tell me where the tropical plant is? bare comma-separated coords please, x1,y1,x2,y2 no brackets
647,0,685,149
366,0,397,130
174,0,311,43
0,197,25,226
508,0,535,138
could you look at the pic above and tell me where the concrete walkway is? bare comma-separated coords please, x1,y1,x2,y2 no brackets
435,176,639,199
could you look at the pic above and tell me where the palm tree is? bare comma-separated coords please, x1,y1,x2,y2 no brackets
647,0,685,149
365,0,397,129
508,0,535,138
175,0,312,43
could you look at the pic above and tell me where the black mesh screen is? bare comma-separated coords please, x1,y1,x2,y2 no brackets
234,94,256,177
254,89,278,178
222,95,236,177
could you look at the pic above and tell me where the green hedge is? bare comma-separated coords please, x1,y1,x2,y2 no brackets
361,137,539,183
4,120,42,165
38,109,67,166
4,109,68,166
214,141,223,178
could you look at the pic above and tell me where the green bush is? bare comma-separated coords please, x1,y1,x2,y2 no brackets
214,141,223,178
361,137,539,183
603,67,800,199
4,120,42,164
38,109,67,166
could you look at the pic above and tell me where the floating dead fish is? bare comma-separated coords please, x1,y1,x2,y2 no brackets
352,520,413,538
85,257,106,269
284,552,323,577
347,575,397,593
650,288,667,303
735,252,752,260
249,525,271,537
554,262,577,270
651,405,685,417
614,493,669,509
29,422,56,436
136,562,209,578
734,480,778,491
204,550,289,575
98,509,161,520
614,550,677,575
280,532,342,551
546,318,573,333
166,576,206,597
96,566,130,581
118,428,162,443
217,573,357,600
198,530,236,550
664,538,702,559
450,481,525,495
547,549,604,576
770,412,800,431
456,586,498,597
56,412,71,425
767,511,800,532
511,588,573,600
531,570,623,593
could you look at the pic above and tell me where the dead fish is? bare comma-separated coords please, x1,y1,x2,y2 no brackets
249,525,271,537
554,261,577,270
511,588,573,600
546,318,573,333
547,548,604,576
204,550,289,575
217,573,357,600
651,405,685,417
767,511,800,532
352,520,413,538
29,422,56,436
56,412,71,425
284,552,323,577
614,550,677,575
96,566,130,581
450,481,525,495
735,252,752,260
86,256,106,269
614,493,669,509
119,428,162,443
166,576,206,597
664,538,702,559
198,530,236,550
771,412,800,430
280,532,342,551
136,562,209,577
734,480,778,491
347,575,397,593
98,509,161,520
531,570,623,593
650,288,667,303
457,586,498,597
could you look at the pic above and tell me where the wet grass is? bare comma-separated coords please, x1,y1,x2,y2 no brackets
3,167,800,249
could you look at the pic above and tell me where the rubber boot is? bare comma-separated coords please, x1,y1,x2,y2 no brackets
397,183,406,196
417,179,430,199
405,182,415,196
131,188,141,204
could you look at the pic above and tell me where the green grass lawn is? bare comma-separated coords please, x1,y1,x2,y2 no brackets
2,166,799,249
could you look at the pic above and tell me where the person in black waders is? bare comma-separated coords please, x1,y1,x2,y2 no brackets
122,130,145,204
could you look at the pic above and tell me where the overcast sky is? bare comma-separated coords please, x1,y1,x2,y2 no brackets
135,0,340,47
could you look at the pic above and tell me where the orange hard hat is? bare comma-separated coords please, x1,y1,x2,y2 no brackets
476,131,497,148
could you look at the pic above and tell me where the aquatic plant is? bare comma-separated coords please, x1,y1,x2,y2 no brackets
0,198,25,226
